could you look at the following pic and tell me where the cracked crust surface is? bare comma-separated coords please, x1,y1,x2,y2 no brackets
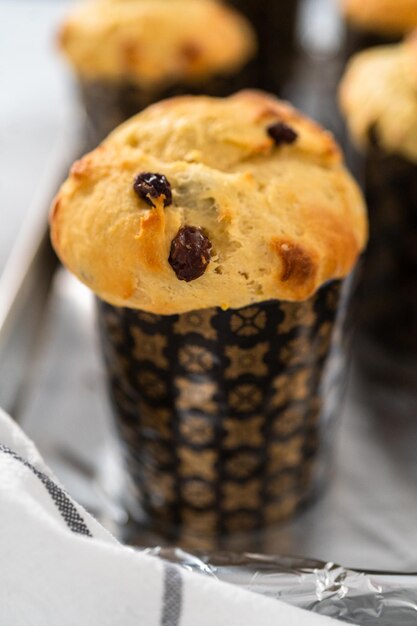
58,0,256,87
50,91,367,314
340,33,417,163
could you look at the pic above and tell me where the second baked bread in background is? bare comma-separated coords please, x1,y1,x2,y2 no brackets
58,0,256,147
340,32,417,366
340,0,417,57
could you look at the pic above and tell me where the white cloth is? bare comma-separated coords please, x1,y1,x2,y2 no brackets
0,408,350,626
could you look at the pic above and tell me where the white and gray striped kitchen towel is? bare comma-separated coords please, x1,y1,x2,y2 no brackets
0,408,349,626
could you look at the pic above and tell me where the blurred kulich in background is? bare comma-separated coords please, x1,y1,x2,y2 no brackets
58,0,257,146
340,30,417,389
340,0,417,54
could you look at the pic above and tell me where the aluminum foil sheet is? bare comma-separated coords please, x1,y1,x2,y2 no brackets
147,548,417,625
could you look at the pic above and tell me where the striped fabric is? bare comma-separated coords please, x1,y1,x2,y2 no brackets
0,408,347,626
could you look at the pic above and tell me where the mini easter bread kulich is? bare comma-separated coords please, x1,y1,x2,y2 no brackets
341,0,417,36
50,91,367,315
58,0,256,87
339,33,417,163
340,33,417,359
52,91,365,538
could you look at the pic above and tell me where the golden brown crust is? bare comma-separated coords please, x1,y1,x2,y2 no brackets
50,91,367,314
341,0,417,36
58,0,256,86
339,35,417,163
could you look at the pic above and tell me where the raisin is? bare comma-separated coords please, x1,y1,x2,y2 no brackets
169,226,212,282
133,172,172,208
267,122,298,146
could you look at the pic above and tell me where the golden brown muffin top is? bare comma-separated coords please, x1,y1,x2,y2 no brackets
341,0,417,36
50,91,367,314
339,33,417,163
58,0,256,86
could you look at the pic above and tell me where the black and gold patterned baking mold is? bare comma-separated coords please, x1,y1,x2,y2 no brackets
227,0,299,95
97,279,349,546
79,65,256,149
352,147,417,360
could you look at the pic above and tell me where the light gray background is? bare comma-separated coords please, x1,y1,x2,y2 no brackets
0,0,73,272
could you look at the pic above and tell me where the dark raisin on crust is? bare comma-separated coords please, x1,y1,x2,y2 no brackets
168,226,212,282
133,172,172,208
267,122,298,146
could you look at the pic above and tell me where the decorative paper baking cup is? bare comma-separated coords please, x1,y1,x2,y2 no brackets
97,279,348,545
227,0,299,94
79,68,255,148
353,148,417,358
